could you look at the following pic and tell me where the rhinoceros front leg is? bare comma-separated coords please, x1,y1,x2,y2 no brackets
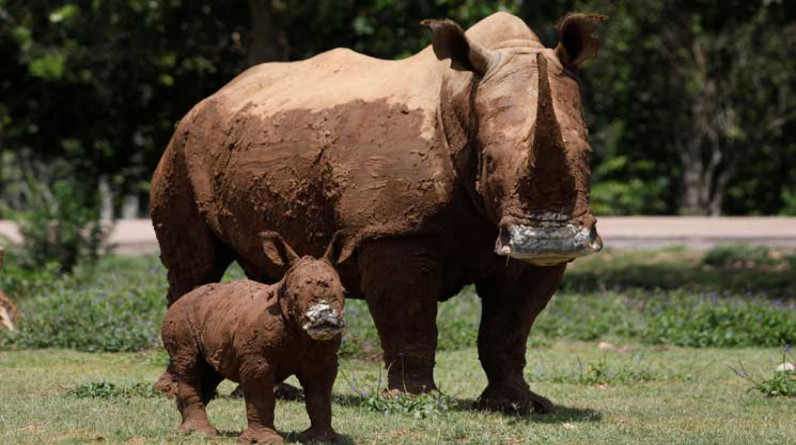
358,238,443,394
474,262,566,414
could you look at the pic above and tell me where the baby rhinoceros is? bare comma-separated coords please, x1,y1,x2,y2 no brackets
156,232,348,444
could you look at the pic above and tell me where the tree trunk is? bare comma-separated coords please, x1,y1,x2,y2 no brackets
247,0,289,66
679,138,708,215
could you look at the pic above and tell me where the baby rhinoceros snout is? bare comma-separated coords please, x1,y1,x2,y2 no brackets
302,300,345,341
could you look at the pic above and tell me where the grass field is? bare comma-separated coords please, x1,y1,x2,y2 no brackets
1,344,793,445
0,246,794,444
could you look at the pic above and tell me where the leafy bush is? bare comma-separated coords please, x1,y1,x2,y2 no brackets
533,292,645,341
5,256,166,352
4,250,795,354
752,371,796,397
17,175,110,274
0,247,60,300
643,292,796,347
730,346,796,397
68,380,159,399
703,245,777,268
563,247,795,299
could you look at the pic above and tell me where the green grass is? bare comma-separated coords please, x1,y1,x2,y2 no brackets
0,246,794,444
561,245,796,298
2,246,794,353
1,345,793,445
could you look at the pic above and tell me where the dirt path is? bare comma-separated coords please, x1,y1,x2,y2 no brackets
1,217,795,255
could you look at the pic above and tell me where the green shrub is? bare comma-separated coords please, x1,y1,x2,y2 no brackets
643,292,796,347
17,176,110,274
7,256,166,352
703,245,777,268
752,371,796,397
4,252,795,354
533,292,645,341
0,247,60,300
730,346,796,397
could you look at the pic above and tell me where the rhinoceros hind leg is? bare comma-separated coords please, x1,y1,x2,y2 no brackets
358,238,443,394
150,140,235,304
152,189,233,303
474,263,566,414
171,358,221,437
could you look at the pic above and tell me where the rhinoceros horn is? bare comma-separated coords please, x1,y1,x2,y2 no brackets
529,53,568,183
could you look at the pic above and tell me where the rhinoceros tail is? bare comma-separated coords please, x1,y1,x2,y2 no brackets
154,368,177,398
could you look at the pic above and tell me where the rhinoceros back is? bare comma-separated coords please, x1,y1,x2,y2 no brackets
173,47,457,259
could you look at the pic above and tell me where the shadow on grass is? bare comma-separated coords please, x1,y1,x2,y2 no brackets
332,394,601,424
216,430,356,445
529,404,602,423
450,398,601,423
283,431,356,445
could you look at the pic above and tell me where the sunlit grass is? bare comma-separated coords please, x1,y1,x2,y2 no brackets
1,344,793,444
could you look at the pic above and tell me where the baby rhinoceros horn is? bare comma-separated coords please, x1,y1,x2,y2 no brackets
302,300,345,341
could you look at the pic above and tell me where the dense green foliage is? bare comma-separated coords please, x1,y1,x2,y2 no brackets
1,1,795,217
16,168,109,273
1,255,165,352
2,248,793,353
642,292,795,347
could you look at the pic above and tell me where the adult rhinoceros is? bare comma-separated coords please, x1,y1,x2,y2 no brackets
150,12,605,413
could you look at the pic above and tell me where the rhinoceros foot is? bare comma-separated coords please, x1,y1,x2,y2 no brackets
474,385,554,415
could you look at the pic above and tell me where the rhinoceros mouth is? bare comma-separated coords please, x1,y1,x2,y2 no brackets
302,301,345,341
495,220,603,266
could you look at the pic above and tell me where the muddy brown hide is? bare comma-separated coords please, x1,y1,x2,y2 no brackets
151,12,606,414
157,233,346,443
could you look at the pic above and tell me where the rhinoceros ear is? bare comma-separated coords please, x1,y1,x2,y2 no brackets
421,18,495,75
555,13,608,68
260,231,300,267
322,231,355,265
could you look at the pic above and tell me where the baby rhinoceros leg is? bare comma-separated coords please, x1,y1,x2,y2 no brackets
174,374,221,437
296,358,342,444
159,354,222,437
238,363,284,444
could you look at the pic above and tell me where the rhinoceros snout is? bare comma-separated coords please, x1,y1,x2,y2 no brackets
302,300,345,340
496,215,603,265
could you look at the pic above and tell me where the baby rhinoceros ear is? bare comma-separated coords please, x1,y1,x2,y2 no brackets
260,231,300,267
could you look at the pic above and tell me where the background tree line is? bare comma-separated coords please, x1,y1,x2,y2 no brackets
1,0,795,220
